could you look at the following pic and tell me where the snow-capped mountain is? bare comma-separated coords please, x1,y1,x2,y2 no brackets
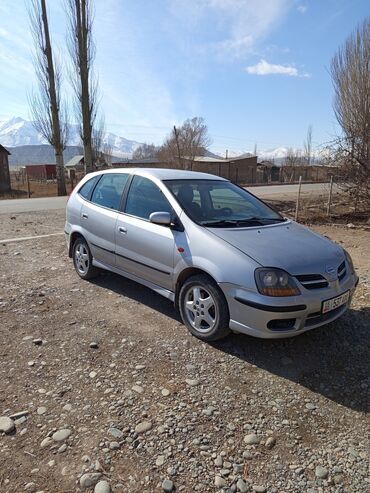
0,117,142,157
259,147,292,160
212,148,295,161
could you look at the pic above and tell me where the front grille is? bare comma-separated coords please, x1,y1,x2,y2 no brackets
295,274,328,290
338,261,346,282
267,318,296,331
305,305,346,327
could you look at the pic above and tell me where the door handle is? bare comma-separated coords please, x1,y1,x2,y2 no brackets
118,226,127,234
82,213,88,219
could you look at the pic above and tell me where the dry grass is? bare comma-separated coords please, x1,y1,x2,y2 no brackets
266,192,370,226
0,180,75,199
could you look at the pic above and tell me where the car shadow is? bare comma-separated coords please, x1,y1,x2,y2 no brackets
90,270,182,322
88,269,369,413
212,306,370,413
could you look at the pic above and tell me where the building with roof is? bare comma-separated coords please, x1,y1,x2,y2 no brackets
0,144,11,193
112,154,257,184
25,164,57,180
65,155,85,178
184,155,257,183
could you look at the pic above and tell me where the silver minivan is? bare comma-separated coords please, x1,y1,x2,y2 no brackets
65,168,358,341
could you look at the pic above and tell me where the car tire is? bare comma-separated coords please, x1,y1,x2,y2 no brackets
179,274,231,341
72,237,99,280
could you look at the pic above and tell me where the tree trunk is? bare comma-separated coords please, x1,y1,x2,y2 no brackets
55,151,66,196
83,141,94,174
40,0,67,196
78,0,93,173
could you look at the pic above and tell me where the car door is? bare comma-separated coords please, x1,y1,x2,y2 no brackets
115,175,177,291
81,173,129,266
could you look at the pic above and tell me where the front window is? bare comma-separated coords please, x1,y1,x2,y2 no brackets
165,179,284,227
125,175,173,220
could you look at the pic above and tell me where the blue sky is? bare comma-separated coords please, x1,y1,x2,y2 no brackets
0,0,369,154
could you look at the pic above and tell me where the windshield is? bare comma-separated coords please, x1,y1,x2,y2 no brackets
164,179,284,227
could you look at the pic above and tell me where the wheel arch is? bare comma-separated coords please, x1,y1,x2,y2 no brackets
174,267,218,308
68,231,85,257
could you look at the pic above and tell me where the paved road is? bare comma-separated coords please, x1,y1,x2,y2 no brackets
0,183,332,214
0,196,68,214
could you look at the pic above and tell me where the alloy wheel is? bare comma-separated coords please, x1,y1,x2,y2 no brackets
184,285,217,333
75,243,89,275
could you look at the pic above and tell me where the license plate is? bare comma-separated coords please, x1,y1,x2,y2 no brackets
322,291,350,314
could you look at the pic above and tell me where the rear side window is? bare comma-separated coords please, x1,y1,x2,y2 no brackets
78,177,97,200
90,173,129,210
125,175,172,220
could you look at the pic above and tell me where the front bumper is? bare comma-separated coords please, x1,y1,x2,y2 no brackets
220,273,359,339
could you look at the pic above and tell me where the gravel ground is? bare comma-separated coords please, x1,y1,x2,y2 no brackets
0,211,369,493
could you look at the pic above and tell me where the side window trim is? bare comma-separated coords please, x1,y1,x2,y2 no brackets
88,175,103,201
118,174,134,213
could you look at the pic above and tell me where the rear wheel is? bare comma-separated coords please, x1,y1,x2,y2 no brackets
72,237,99,280
179,274,230,341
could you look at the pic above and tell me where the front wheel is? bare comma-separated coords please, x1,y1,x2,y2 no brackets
72,237,99,280
179,275,230,341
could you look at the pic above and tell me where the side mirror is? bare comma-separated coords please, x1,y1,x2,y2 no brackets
149,211,171,226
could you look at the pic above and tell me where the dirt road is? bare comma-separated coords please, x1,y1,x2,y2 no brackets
0,210,369,493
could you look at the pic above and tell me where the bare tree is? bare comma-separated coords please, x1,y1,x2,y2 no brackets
102,141,113,167
303,124,313,165
284,148,302,167
281,148,303,182
331,16,370,206
91,116,105,167
132,143,159,160
159,117,211,169
28,0,67,196
66,0,98,174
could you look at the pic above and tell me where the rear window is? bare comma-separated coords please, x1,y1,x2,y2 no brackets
78,177,97,200
90,173,129,210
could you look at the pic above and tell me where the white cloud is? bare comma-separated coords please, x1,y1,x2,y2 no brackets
246,59,310,77
167,0,291,59
297,4,308,14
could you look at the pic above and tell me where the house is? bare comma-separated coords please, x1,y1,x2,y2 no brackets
183,155,258,184
112,157,162,169
0,144,11,193
65,155,85,178
25,164,56,180
257,161,281,182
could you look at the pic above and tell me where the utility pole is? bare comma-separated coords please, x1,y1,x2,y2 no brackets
174,125,182,169
295,175,302,221
26,169,31,198
327,175,334,216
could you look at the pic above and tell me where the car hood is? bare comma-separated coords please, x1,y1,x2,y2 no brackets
207,220,344,276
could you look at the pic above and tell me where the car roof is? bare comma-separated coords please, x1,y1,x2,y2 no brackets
90,168,227,181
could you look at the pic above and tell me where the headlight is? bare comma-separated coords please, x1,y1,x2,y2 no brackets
344,249,355,274
255,268,301,297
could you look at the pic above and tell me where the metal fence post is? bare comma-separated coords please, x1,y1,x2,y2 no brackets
327,175,333,216
295,176,302,221
26,170,31,198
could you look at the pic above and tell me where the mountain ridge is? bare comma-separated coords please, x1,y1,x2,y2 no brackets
1,116,310,166
0,117,142,158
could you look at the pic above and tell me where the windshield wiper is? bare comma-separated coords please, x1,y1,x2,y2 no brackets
201,219,241,227
202,218,264,227
202,217,286,227
248,217,287,222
